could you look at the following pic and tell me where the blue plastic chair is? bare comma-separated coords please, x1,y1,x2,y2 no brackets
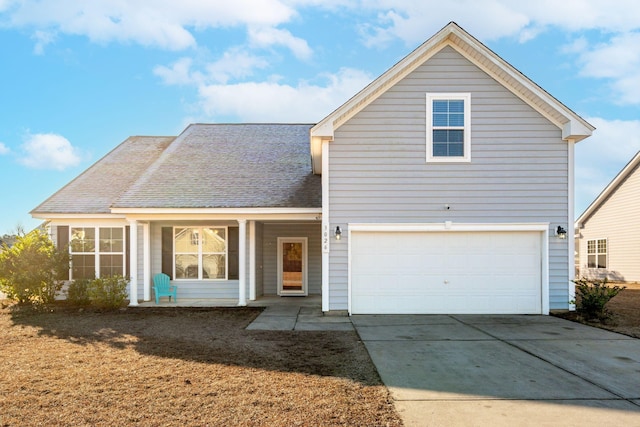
153,273,177,304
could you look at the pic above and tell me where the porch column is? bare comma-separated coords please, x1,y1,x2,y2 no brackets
321,139,330,312
143,222,151,301
128,219,139,306
249,220,256,301
238,219,247,306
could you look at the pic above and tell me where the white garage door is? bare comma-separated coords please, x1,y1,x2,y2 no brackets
350,230,542,314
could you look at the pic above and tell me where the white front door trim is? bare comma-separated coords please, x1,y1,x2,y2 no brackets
277,237,308,296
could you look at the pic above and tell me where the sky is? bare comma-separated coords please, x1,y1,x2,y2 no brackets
1,0,639,234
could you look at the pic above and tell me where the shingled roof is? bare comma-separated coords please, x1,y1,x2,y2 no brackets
33,124,321,215
31,136,175,215
114,123,320,209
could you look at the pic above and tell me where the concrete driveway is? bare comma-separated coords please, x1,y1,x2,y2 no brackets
352,314,640,426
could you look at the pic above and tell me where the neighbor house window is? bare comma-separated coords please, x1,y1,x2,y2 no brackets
174,227,227,280
426,93,471,162
587,239,607,269
70,227,124,280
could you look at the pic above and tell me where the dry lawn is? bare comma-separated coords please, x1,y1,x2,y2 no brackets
0,305,401,426
593,282,640,338
555,281,640,338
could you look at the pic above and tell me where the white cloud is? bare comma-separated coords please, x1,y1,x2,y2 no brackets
360,1,530,48
248,26,312,60
570,32,640,105
155,49,270,87
206,48,270,84
154,57,203,86
575,117,640,215
560,36,589,55
31,30,56,55
197,67,373,122
5,0,297,50
19,133,81,171
5,0,640,53
517,0,640,33
356,0,640,46
0,142,9,155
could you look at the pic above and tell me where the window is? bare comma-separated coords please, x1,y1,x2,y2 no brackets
70,227,125,280
174,227,227,280
99,228,124,277
426,93,471,162
587,239,607,269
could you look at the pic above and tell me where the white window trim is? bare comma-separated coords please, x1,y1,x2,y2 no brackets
173,226,228,281
426,92,471,163
587,238,608,269
69,226,126,280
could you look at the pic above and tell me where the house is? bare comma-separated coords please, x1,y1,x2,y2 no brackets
31,22,593,315
575,151,640,282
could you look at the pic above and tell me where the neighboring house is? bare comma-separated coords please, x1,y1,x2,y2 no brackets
575,151,640,282
31,22,593,315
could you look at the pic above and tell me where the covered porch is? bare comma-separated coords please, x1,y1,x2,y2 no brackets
123,211,323,310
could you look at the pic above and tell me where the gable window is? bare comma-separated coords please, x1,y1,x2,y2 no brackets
426,93,471,162
174,227,227,280
70,227,124,280
587,239,607,269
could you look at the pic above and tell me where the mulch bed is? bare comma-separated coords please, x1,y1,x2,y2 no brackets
0,304,402,426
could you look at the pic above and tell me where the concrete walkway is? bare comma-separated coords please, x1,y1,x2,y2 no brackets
246,304,353,331
352,314,640,427
138,295,353,331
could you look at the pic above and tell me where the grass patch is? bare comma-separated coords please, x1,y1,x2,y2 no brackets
0,304,401,426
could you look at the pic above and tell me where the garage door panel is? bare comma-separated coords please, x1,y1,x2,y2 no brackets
350,230,542,314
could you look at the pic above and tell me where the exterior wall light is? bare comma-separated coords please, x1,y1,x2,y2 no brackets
335,226,342,240
556,226,567,239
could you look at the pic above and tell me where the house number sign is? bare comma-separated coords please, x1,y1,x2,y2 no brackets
322,223,330,253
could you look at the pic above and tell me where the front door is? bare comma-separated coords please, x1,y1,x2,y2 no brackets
277,237,307,296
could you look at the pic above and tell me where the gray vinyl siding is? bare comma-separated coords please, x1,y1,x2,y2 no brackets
261,223,322,295
578,163,640,282
328,46,570,310
150,223,162,287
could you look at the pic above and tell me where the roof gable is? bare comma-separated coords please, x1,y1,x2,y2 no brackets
310,21,594,174
576,151,640,227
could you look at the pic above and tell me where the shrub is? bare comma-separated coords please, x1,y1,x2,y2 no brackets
0,229,69,305
86,275,129,309
573,277,625,321
66,279,92,306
